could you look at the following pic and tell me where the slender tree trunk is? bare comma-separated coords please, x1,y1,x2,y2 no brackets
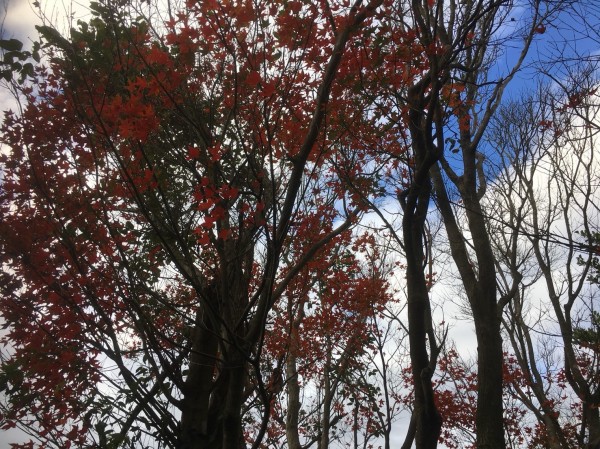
319,340,334,449
431,163,505,449
400,79,445,449
400,412,417,449
403,180,442,449
286,331,302,449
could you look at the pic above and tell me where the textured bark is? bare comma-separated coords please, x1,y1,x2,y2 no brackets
465,201,505,449
285,352,303,449
403,190,442,449
587,406,600,449
177,277,247,449
285,310,303,449
318,357,333,449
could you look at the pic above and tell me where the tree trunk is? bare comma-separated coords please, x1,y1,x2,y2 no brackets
430,163,505,449
403,179,442,449
471,294,504,449
179,304,219,449
585,402,600,449
400,78,445,449
286,330,303,449
319,340,334,449
221,354,247,449
467,200,505,449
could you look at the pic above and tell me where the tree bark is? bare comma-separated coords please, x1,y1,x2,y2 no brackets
179,296,219,449
430,163,505,449
403,191,442,449
286,315,303,449
402,84,443,447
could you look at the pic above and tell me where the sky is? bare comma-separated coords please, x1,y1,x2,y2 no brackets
0,0,599,448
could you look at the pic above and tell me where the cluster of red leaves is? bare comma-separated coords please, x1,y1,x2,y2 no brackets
0,74,127,443
260,222,392,441
267,220,390,371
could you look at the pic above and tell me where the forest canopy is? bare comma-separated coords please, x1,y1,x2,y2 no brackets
0,1,599,449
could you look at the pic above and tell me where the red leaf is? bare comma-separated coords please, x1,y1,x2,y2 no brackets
246,70,261,86
261,81,276,97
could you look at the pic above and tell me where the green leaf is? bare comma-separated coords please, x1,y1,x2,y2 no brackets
0,69,12,81
0,39,23,52
35,25,72,52
21,63,34,79
3,50,27,64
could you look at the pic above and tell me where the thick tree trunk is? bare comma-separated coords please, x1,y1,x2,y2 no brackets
541,413,570,449
178,274,248,449
179,337,247,449
467,200,505,449
221,355,247,449
585,402,600,449
179,308,219,449
471,294,504,449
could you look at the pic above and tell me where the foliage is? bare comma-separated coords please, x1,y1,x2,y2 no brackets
0,0,597,449
579,231,600,285
0,0,396,447
0,37,39,83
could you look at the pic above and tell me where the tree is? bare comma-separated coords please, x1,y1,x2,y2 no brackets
1,1,593,449
486,78,600,449
354,1,563,447
0,1,388,448
258,230,394,449
417,346,581,449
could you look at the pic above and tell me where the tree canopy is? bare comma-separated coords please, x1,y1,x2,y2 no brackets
0,1,599,449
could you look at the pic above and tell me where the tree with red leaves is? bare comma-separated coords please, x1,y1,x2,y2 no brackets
0,1,391,448
0,0,591,449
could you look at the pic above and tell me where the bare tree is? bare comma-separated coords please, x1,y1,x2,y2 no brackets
487,78,600,448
